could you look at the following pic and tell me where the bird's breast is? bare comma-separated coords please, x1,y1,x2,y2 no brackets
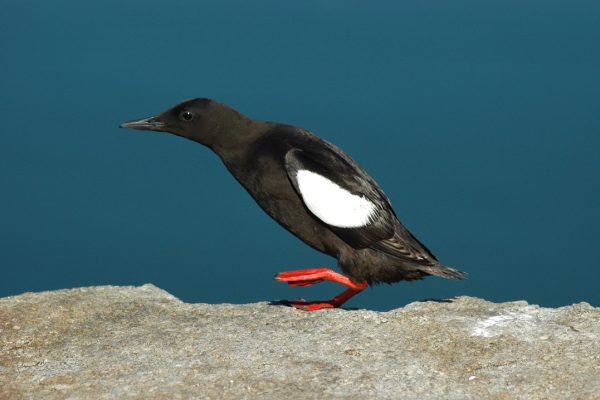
221,151,344,257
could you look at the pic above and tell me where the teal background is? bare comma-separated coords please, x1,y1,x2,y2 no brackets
1,1,599,310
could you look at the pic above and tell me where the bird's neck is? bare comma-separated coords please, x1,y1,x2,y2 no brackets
210,120,273,158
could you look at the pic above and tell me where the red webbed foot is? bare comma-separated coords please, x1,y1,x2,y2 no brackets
274,267,367,290
274,268,367,311
283,299,338,311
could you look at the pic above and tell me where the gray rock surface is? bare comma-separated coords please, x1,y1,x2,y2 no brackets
1,284,599,399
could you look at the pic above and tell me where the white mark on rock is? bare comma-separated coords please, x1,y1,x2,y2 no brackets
296,170,376,228
471,312,535,338
472,315,513,337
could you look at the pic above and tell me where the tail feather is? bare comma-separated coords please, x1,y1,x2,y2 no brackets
418,264,467,280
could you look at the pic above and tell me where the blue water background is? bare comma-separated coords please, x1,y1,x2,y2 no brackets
1,1,599,310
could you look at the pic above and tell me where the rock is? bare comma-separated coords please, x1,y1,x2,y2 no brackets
1,284,599,399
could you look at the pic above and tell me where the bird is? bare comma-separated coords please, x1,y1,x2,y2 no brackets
120,98,466,311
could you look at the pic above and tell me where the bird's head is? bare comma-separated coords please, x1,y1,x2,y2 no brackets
120,98,255,150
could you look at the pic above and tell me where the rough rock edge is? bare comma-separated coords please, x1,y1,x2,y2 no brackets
1,284,599,400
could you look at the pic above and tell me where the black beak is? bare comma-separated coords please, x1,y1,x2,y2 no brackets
119,116,166,131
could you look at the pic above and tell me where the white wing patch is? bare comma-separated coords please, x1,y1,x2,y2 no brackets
295,170,376,228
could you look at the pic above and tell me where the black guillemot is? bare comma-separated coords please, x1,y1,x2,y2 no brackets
120,98,466,311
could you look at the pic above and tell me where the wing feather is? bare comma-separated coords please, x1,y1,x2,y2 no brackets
284,143,437,265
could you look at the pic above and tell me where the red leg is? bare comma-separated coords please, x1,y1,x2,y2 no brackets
274,268,366,290
274,267,368,311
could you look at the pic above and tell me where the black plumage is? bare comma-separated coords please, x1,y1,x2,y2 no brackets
120,98,465,310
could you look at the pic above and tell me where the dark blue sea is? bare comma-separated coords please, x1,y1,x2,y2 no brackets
1,0,599,310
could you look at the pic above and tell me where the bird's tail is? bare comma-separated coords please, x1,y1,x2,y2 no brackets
418,263,467,280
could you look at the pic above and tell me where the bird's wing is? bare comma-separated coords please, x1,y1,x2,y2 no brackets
284,143,437,264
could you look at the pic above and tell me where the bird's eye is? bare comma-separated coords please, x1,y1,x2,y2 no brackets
179,111,194,122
